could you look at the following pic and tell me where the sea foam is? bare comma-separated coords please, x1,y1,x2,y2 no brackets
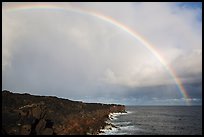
99,111,133,135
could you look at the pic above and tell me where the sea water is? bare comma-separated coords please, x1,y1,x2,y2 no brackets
100,106,202,135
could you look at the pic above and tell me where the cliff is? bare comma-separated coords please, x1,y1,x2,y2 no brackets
2,90,126,135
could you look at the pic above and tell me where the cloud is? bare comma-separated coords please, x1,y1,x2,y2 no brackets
2,2,202,104
78,96,202,106
150,97,202,106
71,2,202,87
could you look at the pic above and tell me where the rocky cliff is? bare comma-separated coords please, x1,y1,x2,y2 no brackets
2,90,126,135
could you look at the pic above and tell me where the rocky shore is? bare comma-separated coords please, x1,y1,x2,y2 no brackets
2,90,126,135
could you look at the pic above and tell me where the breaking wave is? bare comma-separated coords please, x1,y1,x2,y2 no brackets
99,111,139,135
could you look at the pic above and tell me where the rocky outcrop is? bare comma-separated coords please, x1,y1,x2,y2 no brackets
110,105,126,113
4,101,53,135
2,90,126,135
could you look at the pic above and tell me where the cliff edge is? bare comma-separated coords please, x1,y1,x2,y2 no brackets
2,90,126,135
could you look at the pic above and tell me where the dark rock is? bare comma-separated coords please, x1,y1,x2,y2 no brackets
2,90,126,135
31,107,42,119
1,128,8,135
35,119,46,135
20,124,31,135
41,128,53,135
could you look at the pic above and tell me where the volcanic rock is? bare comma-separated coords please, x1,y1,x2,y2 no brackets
2,90,126,135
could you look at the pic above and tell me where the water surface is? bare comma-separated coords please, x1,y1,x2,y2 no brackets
102,106,202,135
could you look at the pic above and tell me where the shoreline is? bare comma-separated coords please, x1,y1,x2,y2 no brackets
98,111,128,135
2,90,126,135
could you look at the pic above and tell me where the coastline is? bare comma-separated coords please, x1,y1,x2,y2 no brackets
2,90,126,135
98,112,128,135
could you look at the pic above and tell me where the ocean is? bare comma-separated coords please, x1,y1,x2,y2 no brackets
100,106,202,135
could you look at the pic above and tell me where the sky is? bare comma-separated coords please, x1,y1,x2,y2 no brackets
2,2,202,105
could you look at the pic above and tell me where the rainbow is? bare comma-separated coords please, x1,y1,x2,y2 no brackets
3,3,191,105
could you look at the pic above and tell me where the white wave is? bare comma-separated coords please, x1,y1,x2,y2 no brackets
109,112,127,120
114,121,131,126
99,125,139,135
99,126,118,135
120,125,138,131
126,111,133,114
100,111,136,135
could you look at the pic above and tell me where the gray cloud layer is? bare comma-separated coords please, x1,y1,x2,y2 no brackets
2,2,202,105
